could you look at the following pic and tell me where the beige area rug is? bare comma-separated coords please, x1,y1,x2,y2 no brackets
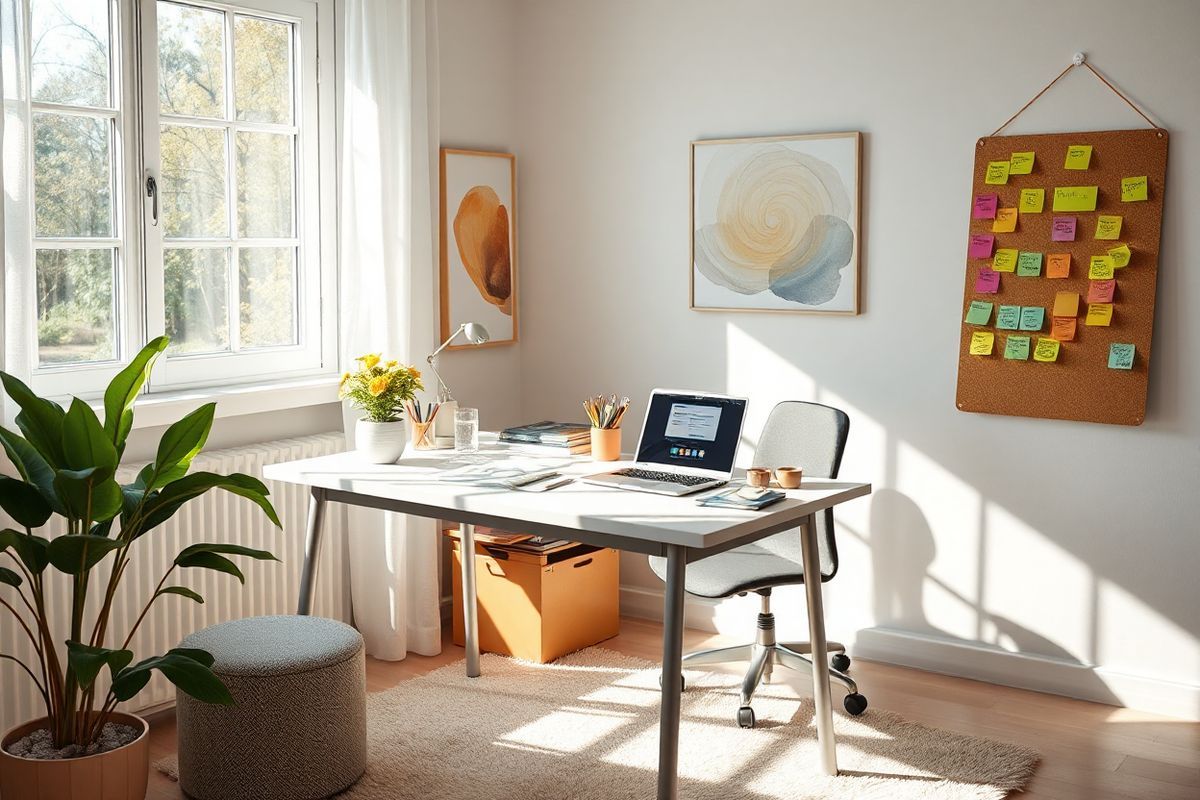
157,647,1038,799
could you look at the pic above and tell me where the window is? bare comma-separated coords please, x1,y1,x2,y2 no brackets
5,0,335,396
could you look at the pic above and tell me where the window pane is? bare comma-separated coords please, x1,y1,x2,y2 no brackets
30,0,110,107
158,1,226,118
36,248,115,365
33,112,112,237
234,16,292,124
239,247,296,348
161,124,228,237
236,132,293,237
165,248,229,354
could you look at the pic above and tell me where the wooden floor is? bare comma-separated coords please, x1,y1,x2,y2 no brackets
146,618,1199,800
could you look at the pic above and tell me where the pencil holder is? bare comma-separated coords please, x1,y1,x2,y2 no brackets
590,427,621,461
410,418,437,450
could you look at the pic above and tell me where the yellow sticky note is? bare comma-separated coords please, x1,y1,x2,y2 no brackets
1089,255,1115,280
1121,176,1148,202
992,207,1018,233
1064,145,1093,170
1009,151,1035,175
1033,338,1061,362
1053,291,1079,318
1019,188,1045,214
1095,215,1123,240
1053,186,1098,212
969,331,995,356
1108,243,1131,269
985,161,1011,185
992,248,1019,272
1086,303,1113,326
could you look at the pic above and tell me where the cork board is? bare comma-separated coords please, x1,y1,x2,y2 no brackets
955,128,1169,426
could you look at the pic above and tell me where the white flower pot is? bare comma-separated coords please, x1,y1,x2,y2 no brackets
355,418,407,464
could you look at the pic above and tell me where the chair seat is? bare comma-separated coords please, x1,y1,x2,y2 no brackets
649,531,811,598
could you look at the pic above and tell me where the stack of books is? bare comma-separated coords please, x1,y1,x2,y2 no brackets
499,421,592,455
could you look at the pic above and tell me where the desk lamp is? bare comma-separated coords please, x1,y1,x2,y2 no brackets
427,322,490,445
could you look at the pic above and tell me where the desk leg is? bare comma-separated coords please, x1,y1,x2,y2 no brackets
800,513,838,776
460,522,481,678
657,543,686,800
296,489,327,616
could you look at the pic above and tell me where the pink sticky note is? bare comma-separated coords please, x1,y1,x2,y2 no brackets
1088,279,1116,304
973,194,999,219
968,233,996,259
1051,216,1077,242
975,267,1000,294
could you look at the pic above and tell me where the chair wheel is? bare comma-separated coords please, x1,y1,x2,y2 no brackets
831,653,851,672
658,674,686,692
844,693,868,716
737,706,756,729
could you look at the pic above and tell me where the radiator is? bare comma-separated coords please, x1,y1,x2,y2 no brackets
0,432,351,732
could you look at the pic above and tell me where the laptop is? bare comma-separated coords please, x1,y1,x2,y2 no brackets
583,389,748,496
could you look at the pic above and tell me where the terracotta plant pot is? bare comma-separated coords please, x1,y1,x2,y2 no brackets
0,713,149,800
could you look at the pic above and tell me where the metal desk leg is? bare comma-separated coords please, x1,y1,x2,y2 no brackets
657,544,686,800
460,522,481,678
296,488,327,616
800,513,838,776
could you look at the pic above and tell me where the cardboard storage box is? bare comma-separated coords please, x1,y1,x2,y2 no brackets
448,533,620,663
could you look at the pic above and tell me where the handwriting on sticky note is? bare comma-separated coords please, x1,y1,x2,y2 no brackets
1095,215,1123,240
1088,279,1115,304
1086,303,1113,326
1053,186,1098,212
1009,152,1035,175
992,207,1018,233
1034,338,1061,362
965,300,993,325
1089,255,1115,280
973,194,999,219
969,331,995,356
1064,145,1092,170
1016,251,1043,277
985,161,1010,185
1121,176,1148,202
1004,334,1031,360
968,233,996,259
1051,317,1077,342
996,305,1022,330
1046,253,1071,279
1108,343,1135,369
992,248,1018,272
1052,291,1079,318
1019,188,1045,214
975,267,1000,294
1019,306,1045,332
1051,216,1077,241
1108,243,1131,268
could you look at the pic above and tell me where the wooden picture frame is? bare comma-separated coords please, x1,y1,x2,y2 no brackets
690,132,861,314
439,148,518,349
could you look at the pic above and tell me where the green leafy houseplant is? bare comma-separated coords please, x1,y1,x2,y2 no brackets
0,337,281,750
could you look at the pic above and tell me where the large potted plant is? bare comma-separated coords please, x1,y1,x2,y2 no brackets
0,337,281,800
339,353,423,463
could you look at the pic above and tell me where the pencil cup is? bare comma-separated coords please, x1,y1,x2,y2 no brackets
410,418,437,450
590,427,621,461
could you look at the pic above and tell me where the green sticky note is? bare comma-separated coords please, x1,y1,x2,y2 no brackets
996,305,1022,330
1108,343,1135,370
964,300,993,326
1019,306,1044,331
1016,251,1043,277
1004,335,1031,360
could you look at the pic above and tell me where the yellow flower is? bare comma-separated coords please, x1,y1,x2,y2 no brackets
408,367,421,380
360,353,381,370
339,371,351,385
386,359,398,368
368,375,389,396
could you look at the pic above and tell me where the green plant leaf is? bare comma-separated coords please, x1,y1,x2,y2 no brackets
65,641,134,690
103,336,169,454
46,534,123,575
53,467,123,522
168,647,215,668
156,586,204,604
146,403,215,490
0,566,21,587
175,551,244,583
0,372,65,466
175,542,278,563
61,398,118,471
111,650,231,704
0,529,50,574
0,475,52,528
136,472,280,537
0,427,65,515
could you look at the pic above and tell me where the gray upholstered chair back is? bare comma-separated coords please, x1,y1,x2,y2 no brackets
752,401,850,581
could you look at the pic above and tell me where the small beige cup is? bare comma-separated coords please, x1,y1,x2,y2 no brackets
774,466,803,489
746,467,772,488
590,427,621,461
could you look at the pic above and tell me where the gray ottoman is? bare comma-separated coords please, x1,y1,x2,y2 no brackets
176,615,366,800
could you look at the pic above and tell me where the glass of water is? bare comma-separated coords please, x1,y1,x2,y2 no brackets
455,407,479,454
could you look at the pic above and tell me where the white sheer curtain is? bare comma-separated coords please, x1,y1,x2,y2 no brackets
339,0,442,659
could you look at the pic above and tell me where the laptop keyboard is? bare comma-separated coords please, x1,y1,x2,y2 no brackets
614,468,713,487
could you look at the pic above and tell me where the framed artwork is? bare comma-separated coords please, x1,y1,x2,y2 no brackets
440,148,518,348
690,132,861,314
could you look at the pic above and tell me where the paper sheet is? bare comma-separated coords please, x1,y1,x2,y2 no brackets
1085,303,1113,326
973,194,999,219
1016,251,1043,277
1019,188,1045,214
1121,176,1148,202
1108,243,1132,269
1089,255,1115,280
985,161,1011,185
1095,215,1123,240
968,233,996,259
1009,152,1035,175
1046,253,1071,279
1051,316,1077,342
1088,279,1115,304
1053,187,1098,212
992,248,1019,272
1051,216,1077,241
1108,343,1135,369
975,267,1001,294
1033,338,1061,362
1003,335,1031,360
996,305,1022,330
1019,306,1045,332
1052,291,1079,318
969,330,995,355
992,207,1018,233
1063,145,1093,170
965,300,994,325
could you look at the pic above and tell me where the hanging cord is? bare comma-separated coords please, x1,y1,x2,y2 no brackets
989,54,1160,137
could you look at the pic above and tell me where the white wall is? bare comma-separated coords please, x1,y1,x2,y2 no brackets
507,0,1200,717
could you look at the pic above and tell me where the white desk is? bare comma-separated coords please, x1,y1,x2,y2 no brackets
264,444,870,799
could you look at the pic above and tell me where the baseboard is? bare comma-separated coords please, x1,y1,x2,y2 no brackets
620,584,723,631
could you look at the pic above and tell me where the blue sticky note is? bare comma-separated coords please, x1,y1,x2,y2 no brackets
1019,307,1045,331
1108,343,1135,370
996,305,1022,330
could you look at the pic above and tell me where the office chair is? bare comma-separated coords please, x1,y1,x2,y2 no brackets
648,400,866,728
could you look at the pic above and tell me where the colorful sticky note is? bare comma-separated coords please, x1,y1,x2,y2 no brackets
1051,216,1077,241
1016,251,1043,277
969,331,995,356
1086,303,1113,326
1088,279,1115,304
1046,253,1071,279
992,207,1018,233
1009,151,1035,175
975,267,1000,294
1019,188,1045,214
1121,176,1148,202
1004,335,1031,360
964,300,993,325
1095,215,1123,240
1108,343,1135,369
1064,145,1093,170
1019,306,1045,332
1052,291,1079,318
1053,186,1098,212
1089,255,1115,280
968,233,996,259
973,194,999,219
1108,243,1131,268
1051,316,1077,342
985,161,1011,185
1034,338,1061,362
996,305,1022,330
992,248,1018,272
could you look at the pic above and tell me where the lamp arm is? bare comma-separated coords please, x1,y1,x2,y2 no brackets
426,353,453,402
428,323,466,361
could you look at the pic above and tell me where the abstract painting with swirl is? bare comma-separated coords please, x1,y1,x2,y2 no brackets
690,132,861,314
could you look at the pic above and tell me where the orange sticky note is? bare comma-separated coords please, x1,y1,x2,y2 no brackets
1046,253,1071,279
1053,291,1079,318
992,207,1018,233
1019,188,1045,214
1108,243,1131,268
1095,215,1123,240
1086,303,1113,326
992,248,1019,272
1051,317,1077,342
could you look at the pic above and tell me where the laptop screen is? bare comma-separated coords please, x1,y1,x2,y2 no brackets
636,392,747,474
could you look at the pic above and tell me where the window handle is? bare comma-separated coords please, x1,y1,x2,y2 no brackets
145,174,158,227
